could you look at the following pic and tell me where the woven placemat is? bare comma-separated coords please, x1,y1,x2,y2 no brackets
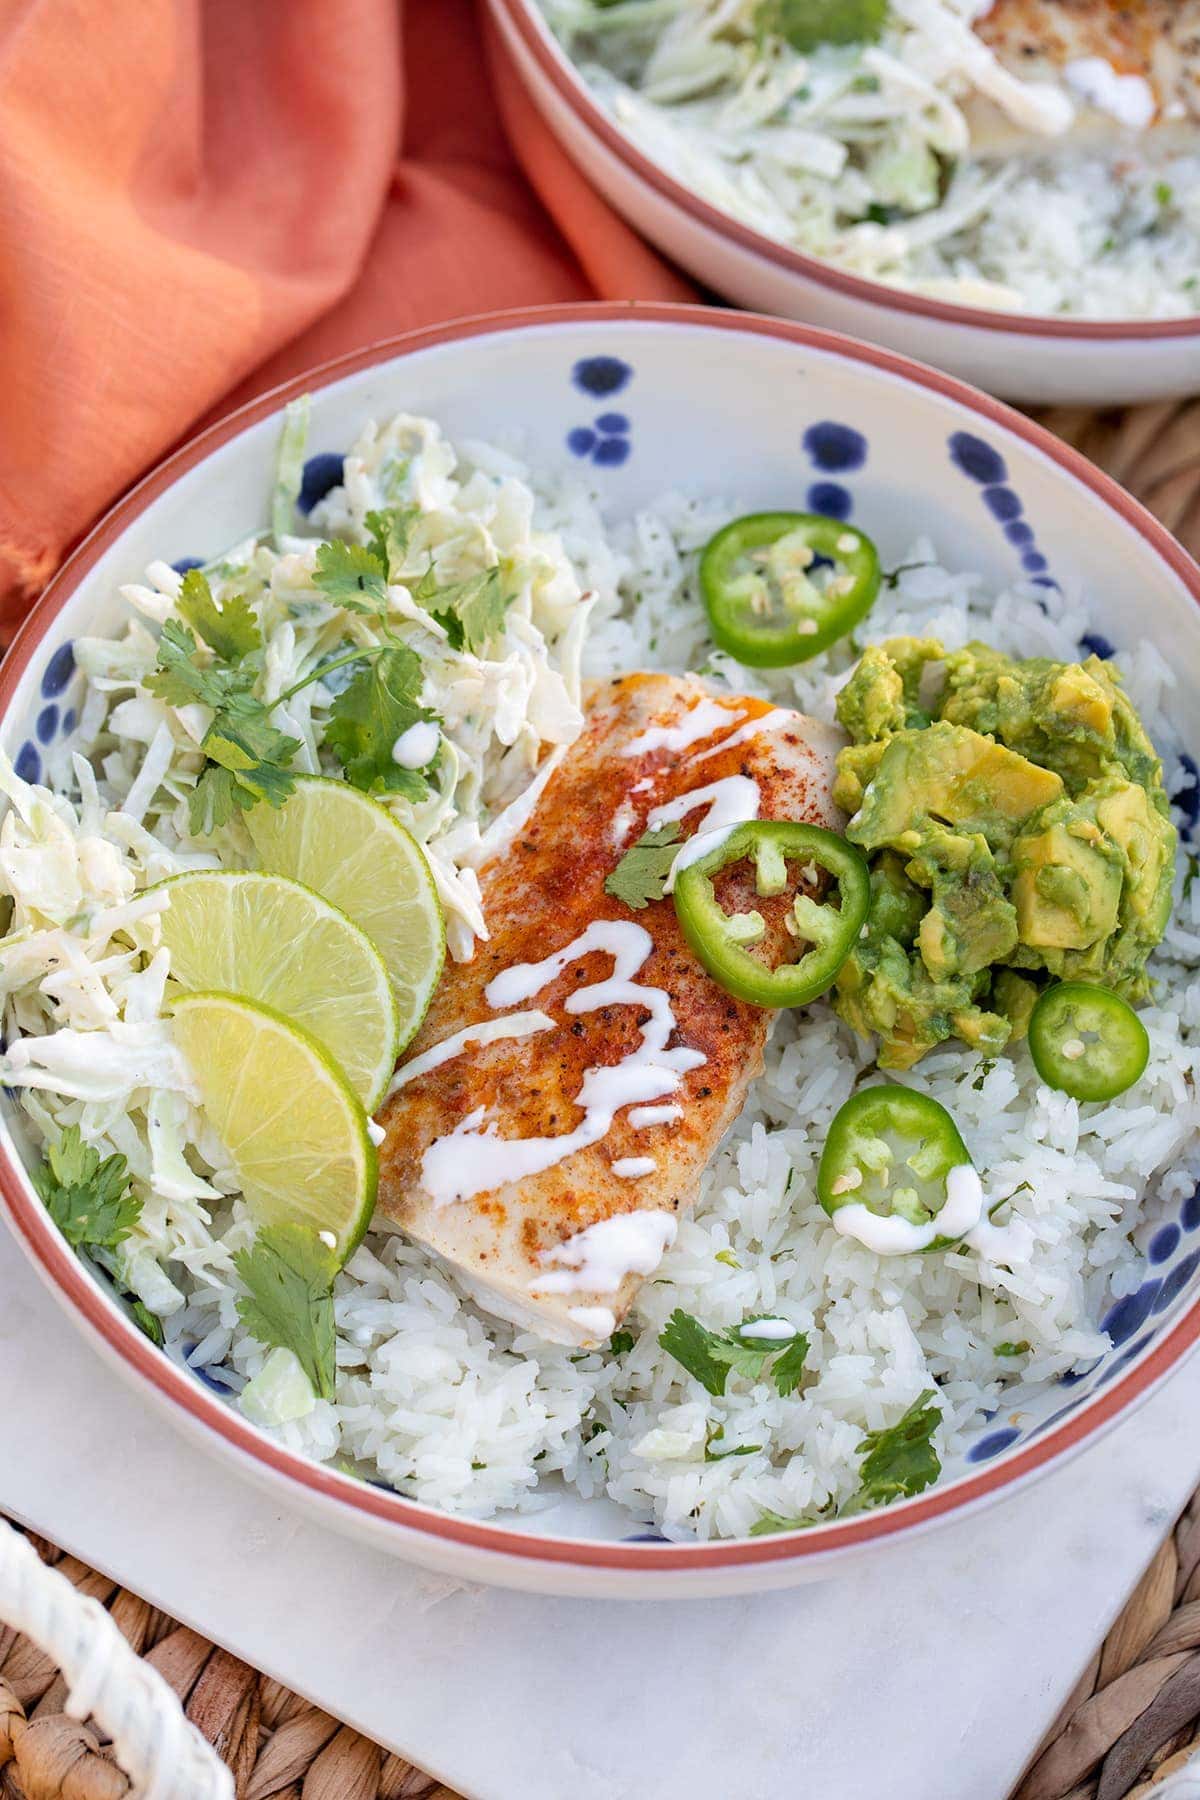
1,395,1198,1800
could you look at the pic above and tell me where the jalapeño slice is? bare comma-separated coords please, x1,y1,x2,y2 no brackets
672,820,869,1009
699,512,881,667
1028,982,1149,1103
818,1086,973,1251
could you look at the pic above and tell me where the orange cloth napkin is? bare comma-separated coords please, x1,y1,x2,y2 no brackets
0,0,692,634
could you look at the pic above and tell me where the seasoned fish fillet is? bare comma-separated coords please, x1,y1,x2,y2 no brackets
375,673,843,1346
968,0,1200,151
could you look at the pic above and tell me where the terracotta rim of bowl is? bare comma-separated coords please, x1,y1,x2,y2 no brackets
4,301,1200,1574
491,0,1200,344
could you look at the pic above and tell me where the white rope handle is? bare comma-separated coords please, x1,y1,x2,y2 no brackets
0,1518,232,1800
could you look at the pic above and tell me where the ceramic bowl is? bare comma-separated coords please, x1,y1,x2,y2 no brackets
487,0,1200,408
3,303,1200,1598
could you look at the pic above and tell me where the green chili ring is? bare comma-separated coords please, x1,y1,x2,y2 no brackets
699,511,881,668
818,1086,973,1253
1028,981,1150,1103
673,820,870,1009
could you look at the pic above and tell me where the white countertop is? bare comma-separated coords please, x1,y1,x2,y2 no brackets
3,1218,1199,1800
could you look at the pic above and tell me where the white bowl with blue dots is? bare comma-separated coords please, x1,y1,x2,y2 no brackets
3,303,1200,1595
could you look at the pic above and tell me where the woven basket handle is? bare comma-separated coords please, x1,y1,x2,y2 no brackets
0,1519,232,1799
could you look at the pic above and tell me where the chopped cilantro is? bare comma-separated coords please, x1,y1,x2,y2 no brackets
365,505,422,580
233,1223,339,1400
772,1333,811,1397
610,1329,636,1355
33,1127,140,1252
177,567,261,662
705,1426,763,1462
312,539,390,614
757,0,888,53
604,822,683,911
658,1308,807,1397
325,643,438,798
714,1249,741,1269
422,565,511,655
843,1389,941,1513
993,1340,1030,1358
1156,181,1174,209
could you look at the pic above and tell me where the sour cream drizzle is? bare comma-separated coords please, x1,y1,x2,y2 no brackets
1064,58,1156,131
530,1209,677,1297
830,1164,1032,1262
621,697,735,758
647,775,760,890
419,920,706,1207
687,707,796,765
386,1010,556,1099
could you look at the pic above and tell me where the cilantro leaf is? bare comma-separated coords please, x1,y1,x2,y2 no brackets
365,506,422,580
757,0,888,52
659,1308,731,1396
772,1332,811,1397
312,539,390,614
420,566,511,655
33,1126,140,1252
325,644,438,797
844,1389,941,1513
658,1309,805,1396
605,822,683,911
609,1329,636,1355
233,1223,339,1400
177,568,260,662
146,618,302,834
144,619,218,709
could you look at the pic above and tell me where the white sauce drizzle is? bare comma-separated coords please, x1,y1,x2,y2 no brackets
738,1317,797,1342
628,1103,682,1129
386,1010,555,1099
612,1156,657,1179
420,920,706,1207
530,1209,677,1296
687,708,796,766
391,720,440,768
647,775,760,891
620,697,734,759
462,746,569,871
829,1164,1033,1262
1064,58,1156,131
569,1305,617,1339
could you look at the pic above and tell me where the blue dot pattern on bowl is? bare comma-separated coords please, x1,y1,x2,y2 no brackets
948,432,1057,592
1102,1281,1162,1346
968,1427,1021,1463
41,642,75,697
36,705,58,745
573,355,633,397
1173,753,1199,841
298,452,346,516
807,481,853,521
1079,631,1115,661
567,407,632,467
171,556,205,575
14,743,40,783
803,421,867,473
1149,1223,1181,1265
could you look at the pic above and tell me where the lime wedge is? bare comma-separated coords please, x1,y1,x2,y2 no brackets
155,870,399,1111
246,777,445,1051
171,991,376,1262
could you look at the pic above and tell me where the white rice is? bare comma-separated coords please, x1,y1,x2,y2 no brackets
539,0,1200,320
8,424,1200,1541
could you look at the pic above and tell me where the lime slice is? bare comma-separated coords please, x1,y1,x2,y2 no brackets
246,776,445,1050
171,991,376,1262
155,870,399,1111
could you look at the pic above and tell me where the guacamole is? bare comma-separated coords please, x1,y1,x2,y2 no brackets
831,638,1176,1069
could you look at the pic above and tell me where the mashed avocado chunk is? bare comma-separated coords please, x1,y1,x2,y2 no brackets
832,639,1176,1068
